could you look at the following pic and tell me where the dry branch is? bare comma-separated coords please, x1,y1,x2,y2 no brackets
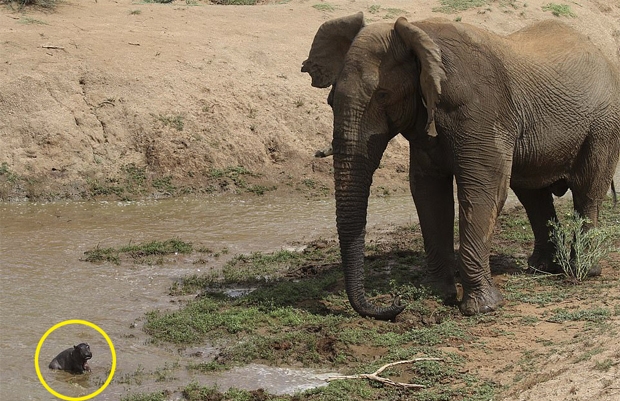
326,358,443,389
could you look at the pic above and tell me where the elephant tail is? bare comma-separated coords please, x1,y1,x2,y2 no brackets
612,180,617,207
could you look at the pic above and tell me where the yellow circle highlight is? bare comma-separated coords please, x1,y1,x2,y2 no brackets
35,319,117,401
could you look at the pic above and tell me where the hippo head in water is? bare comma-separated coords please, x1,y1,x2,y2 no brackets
75,343,92,368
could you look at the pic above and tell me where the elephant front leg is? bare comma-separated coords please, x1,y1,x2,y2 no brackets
410,173,457,305
456,170,509,316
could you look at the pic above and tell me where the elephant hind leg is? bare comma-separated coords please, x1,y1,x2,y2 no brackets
558,132,618,276
512,186,560,273
570,129,620,226
570,182,613,277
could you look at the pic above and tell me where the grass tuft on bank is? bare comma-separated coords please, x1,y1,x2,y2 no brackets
83,238,197,265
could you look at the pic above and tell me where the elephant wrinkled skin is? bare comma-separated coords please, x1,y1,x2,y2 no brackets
302,13,620,320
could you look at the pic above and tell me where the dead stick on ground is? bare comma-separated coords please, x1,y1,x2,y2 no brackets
326,358,442,389
42,45,65,50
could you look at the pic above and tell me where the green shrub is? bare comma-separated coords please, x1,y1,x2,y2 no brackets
548,212,610,281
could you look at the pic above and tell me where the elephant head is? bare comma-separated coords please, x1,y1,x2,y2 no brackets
302,13,446,320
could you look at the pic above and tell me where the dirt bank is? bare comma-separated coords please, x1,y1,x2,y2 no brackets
1,0,619,201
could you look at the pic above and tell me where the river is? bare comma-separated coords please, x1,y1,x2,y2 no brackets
0,193,418,400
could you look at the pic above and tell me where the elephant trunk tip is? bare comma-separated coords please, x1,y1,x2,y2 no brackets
356,295,406,322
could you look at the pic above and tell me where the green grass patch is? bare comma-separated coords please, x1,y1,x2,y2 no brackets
366,6,408,19
221,248,338,283
546,307,611,323
82,245,121,265
121,238,193,256
208,165,252,179
19,16,48,25
156,114,184,131
83,238,194,265
88,163,149,201
594,358,615,372
206,165,275,195
170,273,216,295
0,162,19,183
573,346,604,363
368,4,381,14
152,176,176,194
542,3,576,17
519,315,540,325
211,0,258,4
433,0,490,14
182,383,282,401
503,275,570,306
244,184,276,195
497,210,534,242
312,3,336,12
120,392,167,401
382,8,408,19
145,298,322,345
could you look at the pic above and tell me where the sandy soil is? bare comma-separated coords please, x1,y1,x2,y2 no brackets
1,1,619,400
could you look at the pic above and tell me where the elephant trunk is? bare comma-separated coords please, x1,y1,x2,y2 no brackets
334,137,405,321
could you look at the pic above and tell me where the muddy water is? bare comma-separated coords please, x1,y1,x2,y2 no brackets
0,193,418,400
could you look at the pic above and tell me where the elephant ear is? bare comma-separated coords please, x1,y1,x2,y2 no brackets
394,17,446,137
301,12,365,88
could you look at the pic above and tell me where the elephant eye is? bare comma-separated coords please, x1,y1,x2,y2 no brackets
375,90,390,105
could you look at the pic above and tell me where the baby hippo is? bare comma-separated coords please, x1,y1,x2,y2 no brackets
49,343,92,374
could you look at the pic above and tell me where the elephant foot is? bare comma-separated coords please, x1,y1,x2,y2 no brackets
424,277,458,306
587,264,602,276
528,253,602,277
527,251,561,274
459,284,504,316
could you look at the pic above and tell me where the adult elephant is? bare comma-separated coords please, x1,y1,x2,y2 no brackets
301,13,620,320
